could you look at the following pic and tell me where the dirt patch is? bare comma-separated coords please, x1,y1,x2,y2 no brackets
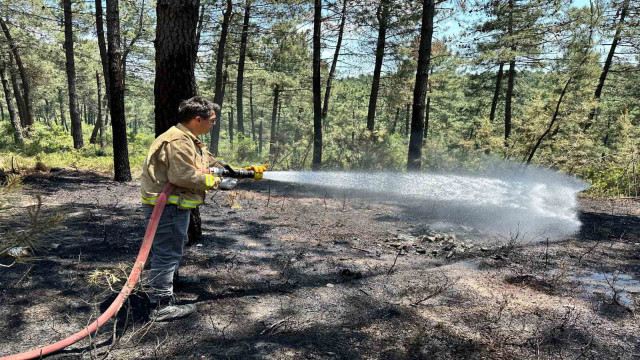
1,169,639,359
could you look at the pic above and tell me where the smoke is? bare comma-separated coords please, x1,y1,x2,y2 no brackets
262,165,588,240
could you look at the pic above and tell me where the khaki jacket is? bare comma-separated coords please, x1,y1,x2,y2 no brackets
140,123,223,209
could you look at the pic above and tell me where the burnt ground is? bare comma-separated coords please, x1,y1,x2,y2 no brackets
0,169,639,359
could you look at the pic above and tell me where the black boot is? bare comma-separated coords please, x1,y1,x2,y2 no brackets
150,297,197,322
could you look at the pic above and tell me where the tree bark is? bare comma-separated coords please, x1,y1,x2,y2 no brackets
269,84,280,159
58,87,68,132
585,0,630,130
155,0,201,242
95,0,111,113
107,0,132,182
321,0,347,131
276,101,281,135
90,71,102,145
44,98,52,127
250,81,256,141
504,0,515,141
100,93,107,148
489,62,504,123
154,0,200,137
236,0,251,136
195,2,206,52
407,0,435,171
312,0,323,170
229,107,234,148
0,99,4,122
83,99,87,124
366,0,389,132
526,77,572,165
63,0,84,149
0,16,33,127
424,96,430,139
505,60,515,140
258,119,263,154
7,52,26,128
405,103,410,136
0,62,23,146
209,0,232,155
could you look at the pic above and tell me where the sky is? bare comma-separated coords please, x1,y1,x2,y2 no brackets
332,0,602,78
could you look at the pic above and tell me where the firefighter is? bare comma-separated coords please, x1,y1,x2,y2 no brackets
140,96,266,321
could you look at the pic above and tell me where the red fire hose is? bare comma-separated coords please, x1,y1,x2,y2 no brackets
1,183,176,360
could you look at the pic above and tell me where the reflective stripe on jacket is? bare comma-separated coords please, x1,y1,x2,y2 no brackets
140,123,224,209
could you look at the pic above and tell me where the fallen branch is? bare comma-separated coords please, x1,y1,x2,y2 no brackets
260,317,291,335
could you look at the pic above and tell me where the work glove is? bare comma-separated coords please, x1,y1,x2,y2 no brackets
244,164,268,180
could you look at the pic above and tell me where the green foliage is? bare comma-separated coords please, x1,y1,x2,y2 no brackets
324,130,406,170
24,124,74,156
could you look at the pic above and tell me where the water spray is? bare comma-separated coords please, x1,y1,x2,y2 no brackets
261,168,588,238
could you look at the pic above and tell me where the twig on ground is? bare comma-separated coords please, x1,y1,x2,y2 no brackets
351,246,370,254
387,249,401,276
577,238,601,265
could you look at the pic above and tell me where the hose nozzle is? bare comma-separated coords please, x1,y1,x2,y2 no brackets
211,167,255,179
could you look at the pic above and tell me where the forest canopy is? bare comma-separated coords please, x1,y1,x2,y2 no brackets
0,0,638,196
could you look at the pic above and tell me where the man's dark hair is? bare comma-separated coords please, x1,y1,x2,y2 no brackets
178,96,220,123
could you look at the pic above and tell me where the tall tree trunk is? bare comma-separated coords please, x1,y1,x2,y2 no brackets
236,0,251,136
407,0,435,170
405,103,410,136
121,0,145,95
321,0,347,131
154,0,200,137
0,99,4,121
58,87,68,132
155,0,201,243
269,84,280,159
95,0,111,112
526,77,572,164
44,99,52,127
83,99,87,124
489,62,504,123
250,81,256,141
366,0,389,132
0,63,23,146
7,52,25,128
195,2,206,52
0,16,33,127
424,96,430,139
585,0,630,130
259,119,263,154
63,0,84,149
100,94,107,148
504,0,515,141
312,0,323,170
276,101,281,134
505,61,515,140
90,71,102,144
209,0,232,155
229,107,234,148
107,0,132,182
